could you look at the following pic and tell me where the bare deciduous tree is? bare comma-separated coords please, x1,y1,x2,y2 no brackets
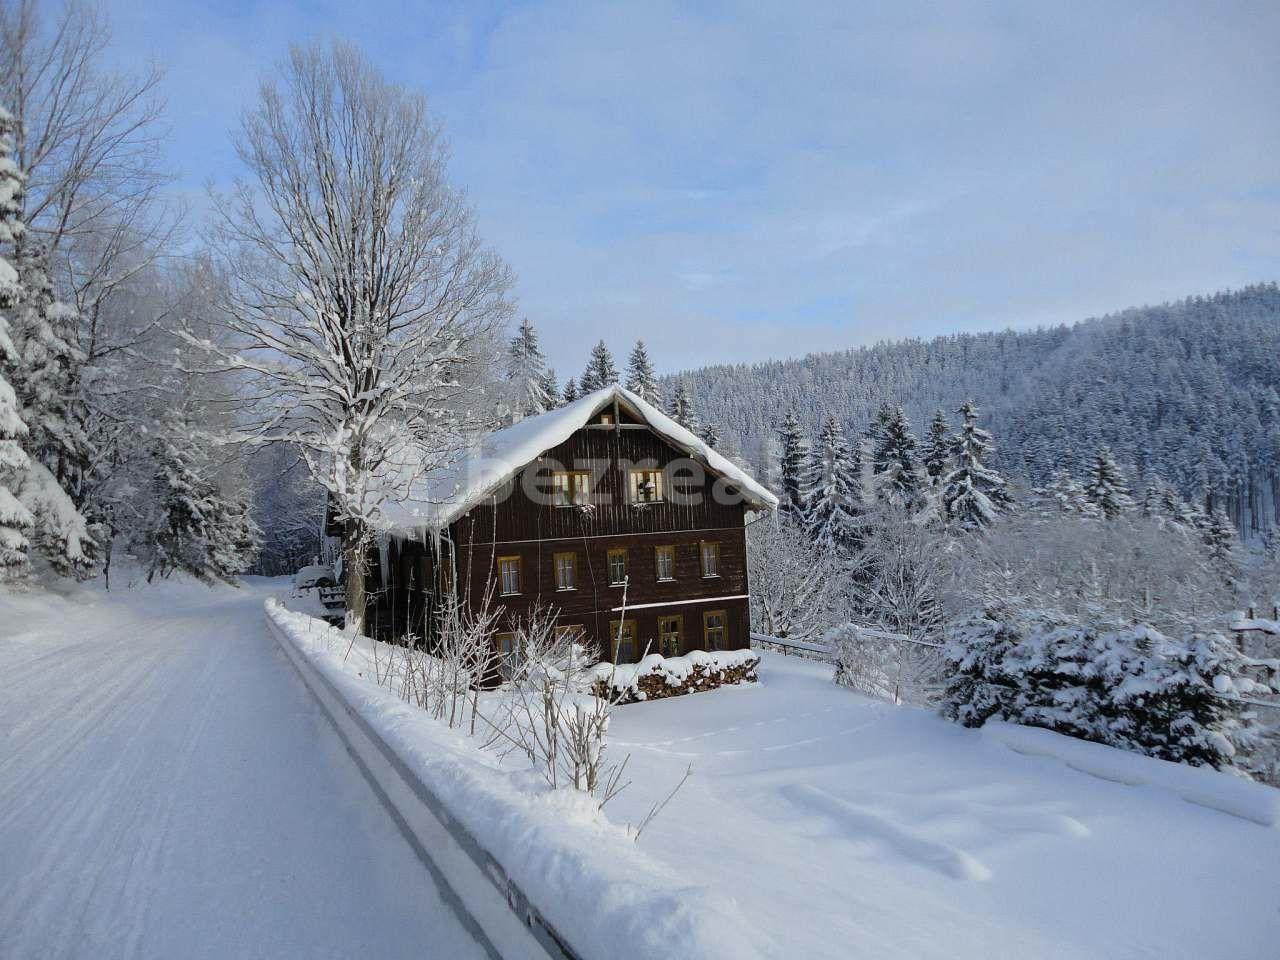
195,40,513,631
748,513,845,640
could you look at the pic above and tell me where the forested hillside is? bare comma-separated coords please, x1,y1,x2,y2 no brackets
667,284,1280,539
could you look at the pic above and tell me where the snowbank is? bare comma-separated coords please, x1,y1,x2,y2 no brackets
592,649,760,703
984,721,1280,828
265,600,764,960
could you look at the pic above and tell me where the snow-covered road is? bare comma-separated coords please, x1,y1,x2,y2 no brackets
0,578,486,960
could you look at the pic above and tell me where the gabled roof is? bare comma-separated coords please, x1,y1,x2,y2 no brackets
373,384,778,536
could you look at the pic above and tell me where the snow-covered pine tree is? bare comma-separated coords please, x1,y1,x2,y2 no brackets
668,380,699,433
579,339,618,392
699,423,720,449
539,367,560,409
561,376,579,404
806,414,863,558
625,340,662,406
1201,507,1240,582
942,400,1010,530
136,407,257,584
1083,445,1135,519
506,317,551,418
1037,469,1102,520
922,408,953,484
940,606,1023,727
10,241,92,496
777,411,812,522
870,404,924,508
1115,629,1259,768
0,106,32,576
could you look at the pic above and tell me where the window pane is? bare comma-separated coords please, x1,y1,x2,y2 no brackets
499,558,519,594
701,542,719,577
556,553,575,590
608,550,627,584
656,546,674,580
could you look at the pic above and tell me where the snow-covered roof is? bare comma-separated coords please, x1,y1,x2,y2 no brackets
372,384,778,535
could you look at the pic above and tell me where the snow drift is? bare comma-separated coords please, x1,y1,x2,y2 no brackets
265,599,763,960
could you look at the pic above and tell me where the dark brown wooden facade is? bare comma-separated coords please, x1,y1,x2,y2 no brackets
362,400,762,663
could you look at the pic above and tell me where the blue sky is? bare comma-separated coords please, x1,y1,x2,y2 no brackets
103,0,1279,376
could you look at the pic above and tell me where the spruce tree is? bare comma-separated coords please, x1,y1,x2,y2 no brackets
942,400,1010,530
579,339,618,392
871,404,923,508
668,380,699,433
139,407,257,584
777,411,812,522
1083,446,1135,519
0,106,32,576
807,415,863,557
11,242,90,491
1202,507,1240,581
506,317,550,418
922,408,953,484
625,340,662,406
561,376,579,404
699,423,720,450
539,367,560,409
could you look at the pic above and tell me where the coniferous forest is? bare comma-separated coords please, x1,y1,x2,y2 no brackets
666,285,1280,541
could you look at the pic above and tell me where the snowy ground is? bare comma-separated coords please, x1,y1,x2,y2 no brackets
600,652,1280,960
0,577,485,960
6,580,1278,960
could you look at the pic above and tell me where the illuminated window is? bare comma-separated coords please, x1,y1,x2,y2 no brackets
700,541,720,578
703,610,726,651
607,548,627,586
629,469,664,503
498,556,521,595
654,545,675,581
551,471,591,506
657,615,683,657
554,551,577,591
609,619,637,663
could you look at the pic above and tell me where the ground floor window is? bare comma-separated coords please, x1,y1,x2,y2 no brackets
609,619,637,663
658,614,683,657
495,631,517,679
704,610,727,650
555,623,584,648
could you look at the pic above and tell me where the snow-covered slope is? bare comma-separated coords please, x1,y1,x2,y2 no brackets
602,651,1280,960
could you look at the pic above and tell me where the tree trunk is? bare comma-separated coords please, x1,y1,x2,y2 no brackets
343,517,367,635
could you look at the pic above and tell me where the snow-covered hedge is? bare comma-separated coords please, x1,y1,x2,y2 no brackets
265,600,764,960
591,649,760,704
941,605,1277,772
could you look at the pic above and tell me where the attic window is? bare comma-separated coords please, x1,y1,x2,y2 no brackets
598,412,613,425
551,471,591,506
630,469,664,504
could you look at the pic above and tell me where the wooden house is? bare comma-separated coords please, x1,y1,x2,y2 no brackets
353,384,778,663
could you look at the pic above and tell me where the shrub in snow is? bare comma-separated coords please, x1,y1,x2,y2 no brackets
940,606,1271,771
591,649,760,705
